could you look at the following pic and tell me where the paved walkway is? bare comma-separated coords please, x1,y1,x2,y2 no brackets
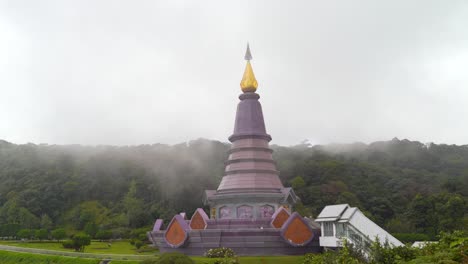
0,244,152,261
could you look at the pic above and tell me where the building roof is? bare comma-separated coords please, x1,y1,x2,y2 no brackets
412,241,437,248
315,204,349,222
338,207,358,222
316,204,404,247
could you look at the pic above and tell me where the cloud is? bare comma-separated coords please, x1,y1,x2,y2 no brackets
0,0,467,146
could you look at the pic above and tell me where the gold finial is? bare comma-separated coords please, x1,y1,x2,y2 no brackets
240,43,258,92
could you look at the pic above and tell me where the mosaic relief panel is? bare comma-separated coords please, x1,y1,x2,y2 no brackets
237,205,253,219
280,212,314,246
271,207,290,228
259,204,275,218
164,215,188,248
190,209,208,230
219,206,232,219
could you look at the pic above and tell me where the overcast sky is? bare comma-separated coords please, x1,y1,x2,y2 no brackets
1,0,467,146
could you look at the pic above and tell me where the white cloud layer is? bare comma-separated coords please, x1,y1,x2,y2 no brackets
1,0,467,146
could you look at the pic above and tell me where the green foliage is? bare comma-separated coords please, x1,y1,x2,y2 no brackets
129,237,147,250
0,138,466,240
17,228,33,239
35,228,48,240
302,250,360,264
406,231,467,263
64,233,91,252
205,247,236,258
84,222,98,238
40,214,53,231
51,228,67,241
305,230,467,264
393,233,430,243
408,193,466,236
290,176,306,189
0,223,21,237
368,238,397,264
294,201,314,217
125,180,149,228
62,240,75,249
95,230,113,241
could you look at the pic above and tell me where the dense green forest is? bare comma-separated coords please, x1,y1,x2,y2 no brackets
0,138,466,240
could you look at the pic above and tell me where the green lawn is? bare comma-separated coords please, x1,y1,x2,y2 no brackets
0,250,100,264
0,241,305,263
107,256,304,264
0,240,157,255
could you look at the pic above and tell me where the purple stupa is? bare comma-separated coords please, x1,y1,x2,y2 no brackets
204,92,298,219
148,45,320,255
203,44,297,219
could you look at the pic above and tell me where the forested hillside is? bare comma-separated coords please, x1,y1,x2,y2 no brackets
0,138,466,240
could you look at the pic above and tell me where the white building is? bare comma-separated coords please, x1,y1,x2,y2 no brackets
315,204,403,250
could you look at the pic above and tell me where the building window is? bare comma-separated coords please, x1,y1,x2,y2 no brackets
336,223,347,237
323,222,334,237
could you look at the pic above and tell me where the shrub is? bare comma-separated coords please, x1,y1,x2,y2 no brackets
35,229,48,240
71,233,91,252
111,227,131,239
95,230,113,241
134,240,144,249
205,247,236,258
51,228,67,241
62,234,91,252
62,240,74,249
17,229,33,240
131,227,150,239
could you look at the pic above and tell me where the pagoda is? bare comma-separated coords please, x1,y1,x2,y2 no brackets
203,44,298,219
148,45,321,255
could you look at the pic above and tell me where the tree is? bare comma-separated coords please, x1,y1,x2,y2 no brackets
408,194,437,235
124,180,147,228
290,176,306,189
0,224,21,238
95,230,113,241
439,194,466,231
51,228,67,241
70,233,91,252
35,229,48,241
40,214,53,231
84,222,98,238
17,229,32,240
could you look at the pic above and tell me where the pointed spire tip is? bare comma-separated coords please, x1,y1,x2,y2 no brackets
244,43,252,61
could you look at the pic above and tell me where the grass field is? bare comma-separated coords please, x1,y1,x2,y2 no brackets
0,240,157,255
95,256,304,264
0,248,305,264
0,241,305,263
0,250,100,264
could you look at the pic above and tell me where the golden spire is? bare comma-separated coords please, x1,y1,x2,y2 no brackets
240,43,258,93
